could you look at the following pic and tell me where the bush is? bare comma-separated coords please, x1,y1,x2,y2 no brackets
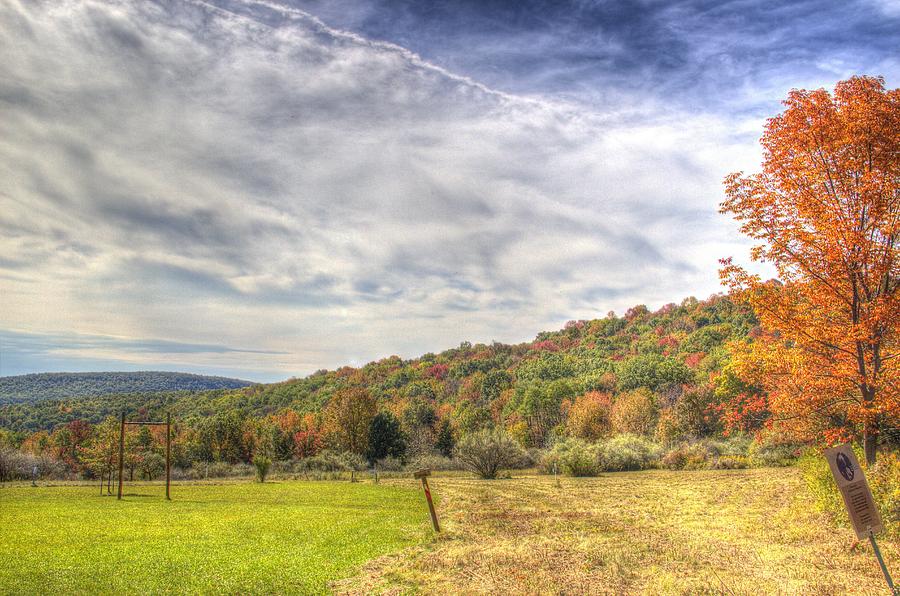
655,408,684,446
661,442,712,470
543,439,600,476
747,435,803,467
710,455,750,469
800,448,899,540
373,456,405,472
206,461,254,478
455,429,525,479
298,450,366,474
0,447,39,482
660,438,751,470
253,455,272,483
597,434,660,471
565,392,613,440
537,449,560,475
405,454,460,472
673,386,720,437
611,389,658,436
541,435,661,476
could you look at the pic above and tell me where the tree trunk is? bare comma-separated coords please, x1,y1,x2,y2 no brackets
863,421,878,466
858,380,878,466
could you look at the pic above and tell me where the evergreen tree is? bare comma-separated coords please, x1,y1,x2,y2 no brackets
366,411,406,464
435,419,455,458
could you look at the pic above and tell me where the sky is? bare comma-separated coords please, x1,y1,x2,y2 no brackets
1,0,898,382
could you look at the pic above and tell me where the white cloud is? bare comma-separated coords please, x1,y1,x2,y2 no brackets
0,0,787,378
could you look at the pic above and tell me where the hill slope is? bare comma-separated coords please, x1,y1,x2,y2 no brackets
0,371,254,405
0,294,757,435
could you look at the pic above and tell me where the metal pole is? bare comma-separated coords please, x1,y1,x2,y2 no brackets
421,477,440,533
165,412,171,501
117,411,125,500
869,531,896,594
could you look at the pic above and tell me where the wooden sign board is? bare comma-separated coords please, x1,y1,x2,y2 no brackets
824,444,883,539
413,469,431,479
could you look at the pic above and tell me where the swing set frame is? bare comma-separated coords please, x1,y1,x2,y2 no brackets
116,411,172,500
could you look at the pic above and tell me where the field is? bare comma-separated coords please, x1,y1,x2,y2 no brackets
2,469,897,595
0,481,428,594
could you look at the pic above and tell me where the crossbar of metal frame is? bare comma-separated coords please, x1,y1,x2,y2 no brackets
123,421,166,426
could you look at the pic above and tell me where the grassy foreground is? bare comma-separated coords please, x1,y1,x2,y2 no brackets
0,480,428,594
339,469,899,595
2,470,897,595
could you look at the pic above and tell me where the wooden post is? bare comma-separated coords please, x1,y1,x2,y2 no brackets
117,411,125,500
414,469,440,532
165,412,171,501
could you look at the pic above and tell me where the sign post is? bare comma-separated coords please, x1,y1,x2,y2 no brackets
825,444,895,593
414,469,440,533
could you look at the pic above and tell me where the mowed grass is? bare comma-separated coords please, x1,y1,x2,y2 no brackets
338,469,900,595
0,480,430,595
3,470,898,595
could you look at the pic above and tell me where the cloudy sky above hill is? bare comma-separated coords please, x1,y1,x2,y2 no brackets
1,0,897,381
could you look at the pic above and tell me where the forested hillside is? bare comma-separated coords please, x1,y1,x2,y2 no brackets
0,294,757,441
0,372,254,405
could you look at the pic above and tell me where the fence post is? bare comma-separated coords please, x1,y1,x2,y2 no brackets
117,411,125,500
165,412,171,501
414,469,440,532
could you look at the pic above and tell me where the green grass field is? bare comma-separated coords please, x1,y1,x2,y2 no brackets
2,470,897,595
0,481,429,595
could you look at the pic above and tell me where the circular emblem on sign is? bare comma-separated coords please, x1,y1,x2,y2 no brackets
836,452,855,481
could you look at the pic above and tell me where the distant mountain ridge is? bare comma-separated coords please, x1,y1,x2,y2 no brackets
0,371,255,404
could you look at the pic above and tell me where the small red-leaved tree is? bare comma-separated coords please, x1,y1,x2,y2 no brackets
720,76,899,464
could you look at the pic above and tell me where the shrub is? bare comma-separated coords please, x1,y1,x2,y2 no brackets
455,429,525,479
747,435,803,467
661,442,711,470
718,435,753,457
537,448,562,475
0,447,46,482
673,386,721,437
799,448,899,540
868,451,900,539
405,454,460,472
565,392,613,441
611,389,658,436
253,455,272,483
544,439,600,476
597,434,661,471
710,455,750,469
655,408,684,446
373,456,405,472
660,439,751,470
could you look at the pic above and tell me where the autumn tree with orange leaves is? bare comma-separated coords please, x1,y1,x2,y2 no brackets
720,76,899,464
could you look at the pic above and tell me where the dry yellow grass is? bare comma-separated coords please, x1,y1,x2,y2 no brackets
336,469,898,595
